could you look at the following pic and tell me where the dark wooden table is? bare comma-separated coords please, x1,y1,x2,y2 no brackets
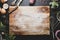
8,0,52,40
8,0,50,6
2,0,60,40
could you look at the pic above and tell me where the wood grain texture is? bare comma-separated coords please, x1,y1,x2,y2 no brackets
9,6,50,35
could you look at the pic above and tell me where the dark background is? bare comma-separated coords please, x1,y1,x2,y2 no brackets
1,0,60,40
8,0,50,6
8,0,52,40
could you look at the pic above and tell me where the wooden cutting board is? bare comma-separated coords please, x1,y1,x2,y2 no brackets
9,6,50,35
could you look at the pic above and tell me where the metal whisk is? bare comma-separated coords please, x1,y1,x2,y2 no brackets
11,0,23,6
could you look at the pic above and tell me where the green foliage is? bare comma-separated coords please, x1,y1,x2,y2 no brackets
9,34,16,40
49,0,59,8
0,22,16,40
0,22,4,27
0,22,5,32
5,33,16,40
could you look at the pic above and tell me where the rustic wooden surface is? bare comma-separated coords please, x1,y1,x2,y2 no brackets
9,6,50,35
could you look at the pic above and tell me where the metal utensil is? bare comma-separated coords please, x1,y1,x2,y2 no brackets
57,11,60,21
55,30,60,40
11,0,23,6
